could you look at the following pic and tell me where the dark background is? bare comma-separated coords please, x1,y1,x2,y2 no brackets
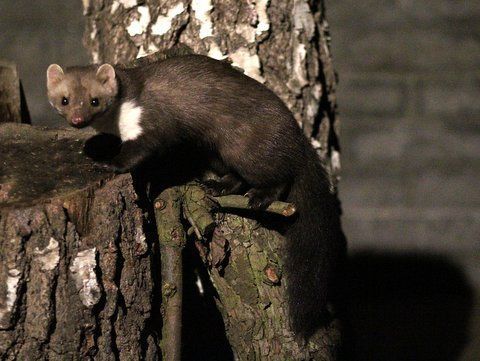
0,0,478,359
328,2,479,360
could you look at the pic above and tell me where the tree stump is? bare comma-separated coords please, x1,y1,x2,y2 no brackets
0,120,343,359
0,124,158,360
0,61,30,124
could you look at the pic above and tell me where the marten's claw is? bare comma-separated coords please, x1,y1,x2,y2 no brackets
245,189,275,211
93,161,128,174
201,179,225,197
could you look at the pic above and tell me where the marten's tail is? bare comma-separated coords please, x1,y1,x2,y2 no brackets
285,146,346,339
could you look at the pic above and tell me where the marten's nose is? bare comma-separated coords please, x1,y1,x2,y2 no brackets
71,115,84,125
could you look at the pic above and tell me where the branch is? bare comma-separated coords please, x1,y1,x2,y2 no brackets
211,195,297,217
154,188,185,361
181,184,216,238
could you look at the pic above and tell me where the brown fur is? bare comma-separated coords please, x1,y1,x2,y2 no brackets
47,64,117,128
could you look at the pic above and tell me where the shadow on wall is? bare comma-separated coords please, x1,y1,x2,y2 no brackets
342,252,474,361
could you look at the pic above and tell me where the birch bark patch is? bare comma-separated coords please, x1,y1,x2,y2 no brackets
191,0,213,39
34,237,60,272
151,2,185,36
255,0,270,35
137,43,160,59
229,47,265,83
0,267,21,326
118,0,140,9
127,6,151,36
207,43,227,60
293,0,315,38
70,248,101,307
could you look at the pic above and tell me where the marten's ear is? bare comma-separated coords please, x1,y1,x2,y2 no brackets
96,64,117,93
46,64,64,89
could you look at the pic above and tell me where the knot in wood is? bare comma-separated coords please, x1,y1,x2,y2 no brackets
263,265,281,285
170,228,186,247
162,282,177,298
154,199,166,210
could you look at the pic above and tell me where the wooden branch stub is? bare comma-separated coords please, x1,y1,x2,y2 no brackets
182,184,216,239
154,187,185,361
212,194,297,217
0,61,30,124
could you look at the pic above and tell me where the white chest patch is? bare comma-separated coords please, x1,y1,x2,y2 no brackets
118,101,144,142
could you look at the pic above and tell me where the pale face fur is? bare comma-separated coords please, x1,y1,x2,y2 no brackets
46,64,118,128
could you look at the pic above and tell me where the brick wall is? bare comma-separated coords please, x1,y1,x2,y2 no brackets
327,1,480,359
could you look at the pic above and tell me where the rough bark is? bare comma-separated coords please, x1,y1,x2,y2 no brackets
181,186,341,360
80,1,343,359
211,214,341,360
0,124,157,360
0,61,30,124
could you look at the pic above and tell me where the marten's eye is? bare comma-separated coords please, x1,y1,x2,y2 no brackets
90,98,100,107
61,97,69,106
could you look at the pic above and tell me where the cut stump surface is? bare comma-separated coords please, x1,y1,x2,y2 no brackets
0,124,158,360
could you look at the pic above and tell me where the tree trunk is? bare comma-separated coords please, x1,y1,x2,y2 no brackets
82,1,344,360
0,124,158,360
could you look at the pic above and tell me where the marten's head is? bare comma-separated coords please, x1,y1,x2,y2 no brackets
46,64,118,128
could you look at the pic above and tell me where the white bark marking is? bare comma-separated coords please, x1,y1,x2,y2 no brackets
311,138,321,150
312,84,322,100
229,47,265,83
0,267,21,324
235,24,256,43
82,0,91,14
70,248,101,308
135,227,148,255
111,2,120,13
331,149,341,173
92,51,100,64
287,1,315,93
207,43,227,60
291,42,308,89
126,6,151,36
255,0,270,35
151,2,185,35
90,22,97,41
118,101,144,142
137,43,160,58
306,102,319,119
195,275,204,295
293,0,315,39
34,237,60,272
191,0,213,39
116,0,140,10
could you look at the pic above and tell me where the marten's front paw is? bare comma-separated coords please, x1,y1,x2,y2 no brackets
202,179,227,197
84,134,122,161
245,188,275,211
93,161,128,174
202,174,246,197
93,161,114,172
